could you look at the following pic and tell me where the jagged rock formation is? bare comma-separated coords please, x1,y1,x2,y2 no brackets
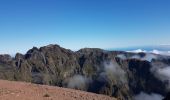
0,44,169,100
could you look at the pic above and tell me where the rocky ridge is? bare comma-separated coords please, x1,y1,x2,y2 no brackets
0,44,170,100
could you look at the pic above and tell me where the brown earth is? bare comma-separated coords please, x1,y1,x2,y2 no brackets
0,80,116,100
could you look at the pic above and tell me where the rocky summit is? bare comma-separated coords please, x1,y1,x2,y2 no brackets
0,44,170,100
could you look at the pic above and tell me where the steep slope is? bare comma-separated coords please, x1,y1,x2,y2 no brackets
0,80,116,100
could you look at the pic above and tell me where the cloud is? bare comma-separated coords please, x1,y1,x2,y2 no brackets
131,55,141,59
66,75,91,90
141,53,157,62
151,50,170,56
157,67,170,79
133,92,164,100
117,53,157,62
151,63,170,89
102,61,127,84
127,49,170,56
130,53,157,62
116,54,127,60
127,49,147,53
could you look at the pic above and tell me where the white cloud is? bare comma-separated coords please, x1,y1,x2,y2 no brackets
117,53,157,62
141,54,157,62
127,49,170,56
66,75,91,90
131,55,141,59
116,54,127,60
151,50,170,56
134,92,164,100
127,49,146,53
103,61,127,84
151,64,170,89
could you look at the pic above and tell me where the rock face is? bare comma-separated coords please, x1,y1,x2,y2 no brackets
0,44,170,100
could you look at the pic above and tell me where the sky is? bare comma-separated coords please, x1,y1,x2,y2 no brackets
0,0,170,54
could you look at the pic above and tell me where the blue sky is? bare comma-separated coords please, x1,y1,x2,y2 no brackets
0,0,170,54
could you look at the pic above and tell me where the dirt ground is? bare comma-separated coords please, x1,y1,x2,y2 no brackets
0,80,116,100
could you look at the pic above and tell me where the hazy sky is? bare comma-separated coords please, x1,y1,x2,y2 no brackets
0,0,170,54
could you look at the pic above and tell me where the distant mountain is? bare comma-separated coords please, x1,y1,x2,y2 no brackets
0,44,170,100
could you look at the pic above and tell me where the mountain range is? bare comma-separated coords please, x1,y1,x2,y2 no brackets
0,44,170,100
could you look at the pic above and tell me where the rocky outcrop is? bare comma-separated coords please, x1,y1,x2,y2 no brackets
0,44,169,100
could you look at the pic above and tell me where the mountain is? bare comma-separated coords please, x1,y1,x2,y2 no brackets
0,44,170,100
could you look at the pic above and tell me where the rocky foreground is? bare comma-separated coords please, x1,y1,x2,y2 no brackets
0,80,115,100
